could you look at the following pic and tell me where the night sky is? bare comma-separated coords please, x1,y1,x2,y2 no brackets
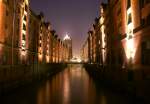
30,0,107,57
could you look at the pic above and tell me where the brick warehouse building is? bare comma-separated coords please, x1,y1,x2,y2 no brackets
108,0,150,79
108,0,150,98
0,0,69,92
82,0,150,99
0,0,30,65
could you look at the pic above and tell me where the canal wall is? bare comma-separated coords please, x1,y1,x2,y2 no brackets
0,63,66,95
84,64,150,102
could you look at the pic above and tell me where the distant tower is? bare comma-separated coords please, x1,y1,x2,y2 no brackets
63,33,72,61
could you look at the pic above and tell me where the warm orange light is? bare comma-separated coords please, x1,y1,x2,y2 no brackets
21,50,26,56
100,16,104,24
0,1,4,43
126,39,135,59
25,0,29,5
125,7,135,60
127,7,132,14
101,24,106,63
20,1,29,58
46,55,50,63
38,53,42,61
0,44,3,58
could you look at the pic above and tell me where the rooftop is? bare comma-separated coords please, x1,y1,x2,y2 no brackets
63,33,71,40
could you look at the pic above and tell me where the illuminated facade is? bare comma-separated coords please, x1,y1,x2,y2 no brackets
109,0,150,69
81,39,89,63
19,0,29,62
0,0,68,92
88,31,93,63
83,0,150,73
82,0,150,98
0,0,30,65
87,29,97,64
99,4,108,65
84,5,108,65
0,0,68,65
0,0,14,64
106,0,150,80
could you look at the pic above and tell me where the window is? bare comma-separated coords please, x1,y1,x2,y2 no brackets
128,13,132,24
139,0,144,8
3,0,9,4
23,24,26,30
22,43,25,48
117,8,121,16
127,0,131,9
24,16,26,21
6,10,8,16
25,4,28,12
141,41,150,65
141,18,145,26
39,43,41,47
18,8,20,14
145,0,150,4
39,36,42,40
147,14,150,25
5,23,7,29
39,50,42,54
140,0,150,9
22,34,26,40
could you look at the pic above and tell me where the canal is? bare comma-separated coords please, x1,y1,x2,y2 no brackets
1,64,140,104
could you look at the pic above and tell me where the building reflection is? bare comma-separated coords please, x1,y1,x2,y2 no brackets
36,64,109,104
62,69,70,104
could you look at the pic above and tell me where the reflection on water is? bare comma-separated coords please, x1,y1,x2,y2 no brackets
1,64,134,104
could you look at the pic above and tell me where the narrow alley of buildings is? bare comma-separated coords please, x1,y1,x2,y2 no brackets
0,0,150,103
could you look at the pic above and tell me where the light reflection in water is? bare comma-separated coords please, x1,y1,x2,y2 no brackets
1,64,133,104
63,69,70,104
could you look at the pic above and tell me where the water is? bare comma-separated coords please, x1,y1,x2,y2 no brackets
1,64,138,104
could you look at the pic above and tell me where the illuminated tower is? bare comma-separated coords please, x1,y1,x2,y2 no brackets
63,33,72,61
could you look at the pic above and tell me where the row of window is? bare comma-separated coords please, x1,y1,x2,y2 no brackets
23,23,26,30
127,0,131,9
141,41,150,65
141,14,150,26
140,0,150,8
3,0,9,4
128,13,132,24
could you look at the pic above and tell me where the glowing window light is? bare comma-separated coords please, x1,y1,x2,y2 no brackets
23,19,26,24
126,39,135,59
24,0,29,5
101,23,106,63
126,6,135,60
100,16,104,24
101,7,104,14
46,55,50,63
101,25,106,48
24,10,27,15
21,50,26,56
20,2,29,57
39,54,42,61
127,7,132,15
